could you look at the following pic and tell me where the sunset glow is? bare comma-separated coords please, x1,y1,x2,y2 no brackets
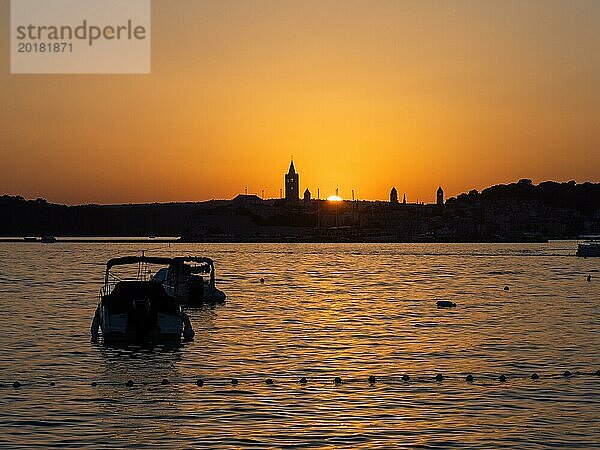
1,0,600,205
327,195,343,202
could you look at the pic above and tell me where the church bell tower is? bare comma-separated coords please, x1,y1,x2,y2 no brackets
285,160,299,203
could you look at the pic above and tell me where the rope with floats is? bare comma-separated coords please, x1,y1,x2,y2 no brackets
4,369,600,390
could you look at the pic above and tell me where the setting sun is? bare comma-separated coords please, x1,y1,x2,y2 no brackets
327,195,343,202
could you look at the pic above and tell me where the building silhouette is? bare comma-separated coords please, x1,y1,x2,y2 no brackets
437,186,444,206
303,188,311,203
403,193,407,205
285,161,299,203
390,187,399,204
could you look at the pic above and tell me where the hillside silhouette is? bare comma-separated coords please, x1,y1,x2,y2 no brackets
2,179,599,241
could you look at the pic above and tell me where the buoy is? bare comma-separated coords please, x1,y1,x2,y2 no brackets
402,374,410,382
125,380,134,387
563,370,572,377
161,378,170,385
499,375,507,382
531,373,539,380
596,370,600,377
436,300,456,308
333,377,343,385
196,379,204,387
299,377,308,384
260,278,265,284
466,374,474,382
91,382,98,387
587,275,592,282
231,378,239,386
435,374,443,382
49,382,55,386
265,378,274,385
368,375,377,384
13,381,21,389
504,286,510,291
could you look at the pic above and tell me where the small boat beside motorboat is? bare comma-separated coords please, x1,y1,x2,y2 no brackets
150,256,226,305
577,239,600,257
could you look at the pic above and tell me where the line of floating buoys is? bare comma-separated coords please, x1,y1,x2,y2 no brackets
8,370,600,390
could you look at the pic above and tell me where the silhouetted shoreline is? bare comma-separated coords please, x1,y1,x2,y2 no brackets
0,236,550,244
2,179,599,243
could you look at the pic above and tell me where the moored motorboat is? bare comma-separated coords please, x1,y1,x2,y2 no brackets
150,256,226,306
91,256,195,343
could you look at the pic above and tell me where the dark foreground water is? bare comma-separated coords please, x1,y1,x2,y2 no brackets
0,242,598,448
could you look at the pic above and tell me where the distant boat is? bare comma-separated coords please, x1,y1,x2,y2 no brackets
23,236,38,242
577,239,600,257
41,235,56,243
148,235,156,239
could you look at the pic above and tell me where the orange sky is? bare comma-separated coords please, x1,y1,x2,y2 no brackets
1,0,599,204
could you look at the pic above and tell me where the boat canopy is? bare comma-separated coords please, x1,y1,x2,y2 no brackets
106,256,213,269
105,256,214,281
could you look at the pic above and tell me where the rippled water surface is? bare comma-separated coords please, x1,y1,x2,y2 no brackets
0,242,599,448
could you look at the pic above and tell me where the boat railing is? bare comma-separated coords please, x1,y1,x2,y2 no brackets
100,279,139,298
100,283,118,298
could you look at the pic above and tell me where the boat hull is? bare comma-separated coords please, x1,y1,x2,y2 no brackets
186,286,227,307
99,308,183,343
577,243,600,257
94,281,189,343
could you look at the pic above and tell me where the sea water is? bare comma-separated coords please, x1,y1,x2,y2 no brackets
0,242,599,448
